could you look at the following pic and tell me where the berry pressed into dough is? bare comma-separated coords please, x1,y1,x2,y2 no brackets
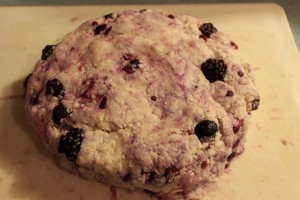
24,9,260,200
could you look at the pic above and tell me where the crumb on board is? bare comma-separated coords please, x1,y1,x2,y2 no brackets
281,139,295,146
70,16,80,23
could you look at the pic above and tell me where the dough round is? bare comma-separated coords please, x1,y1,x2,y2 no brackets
24,9,260,199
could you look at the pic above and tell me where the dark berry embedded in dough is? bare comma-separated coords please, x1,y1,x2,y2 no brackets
91,21,98,26
233,120,243,133
41,45,56,60
230,41,239,49
30,92,39,105
201,161,208,169
232,139,240,148
58,128,83,161
226,90,234,97
227,152,236,161
147,171,160,183
23,73,32,88
52,103,69,125
201,59,227,83
103,13,113,19
139,9,147,13
151,96,157,101
251,99,260,111
199,23,217,38
104,26,112,35
99,96,107,109
168,14,175,19
46,78,65,97
122,59,141,74
238,70,244,77
122,173,131,182
194,120,219,142
94,24,107,35
199,34,208,41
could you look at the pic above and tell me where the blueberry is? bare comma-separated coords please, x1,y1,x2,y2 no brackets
199,23,217,38
99,96,107,109
41,45,55,60
251,99,260,111
201,59,227,83
46,78,65,97
23,73,32,88
94,24,107,35
194,120,219,142
58,128,83,161
30,92,39,105
52,103,69,125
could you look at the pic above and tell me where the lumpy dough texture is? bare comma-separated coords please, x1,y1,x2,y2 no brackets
24,9,260,200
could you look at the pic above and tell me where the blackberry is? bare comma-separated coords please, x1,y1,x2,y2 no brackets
199,23,217,38
194,120,219,143
46,78,65,97
94,24,107,35
41,45,55,60
201,59,227,83
52,103,69,125
58,128,84,161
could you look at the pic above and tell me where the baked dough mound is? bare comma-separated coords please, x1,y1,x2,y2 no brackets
24,9,260,200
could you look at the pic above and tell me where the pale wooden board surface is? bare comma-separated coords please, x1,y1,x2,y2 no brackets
0,4,300,200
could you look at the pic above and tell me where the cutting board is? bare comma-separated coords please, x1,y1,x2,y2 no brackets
0,4,300,200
